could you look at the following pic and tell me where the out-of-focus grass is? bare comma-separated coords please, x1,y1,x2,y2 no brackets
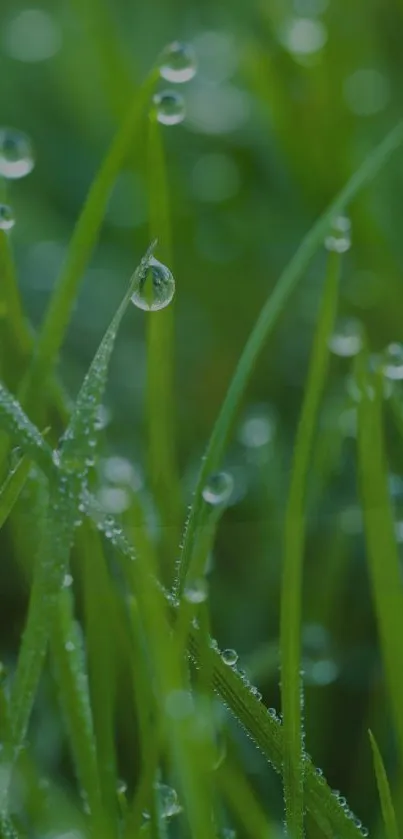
2,0,403,836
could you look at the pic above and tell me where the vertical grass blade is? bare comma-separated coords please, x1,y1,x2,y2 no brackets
19,72,158,414
146,113,182,565
280,251,340,838
357,366,403,771
51,589,105,837
369,730,400,839
174,118,403,596
0,231,32,378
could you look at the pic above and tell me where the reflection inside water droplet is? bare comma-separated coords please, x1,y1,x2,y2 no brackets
0,127,34,179
202,471,234,505
159,41,197,83
0,204,15,231
152,90,185,126
222,648,239,666
328,317,363,357
131,256,175,311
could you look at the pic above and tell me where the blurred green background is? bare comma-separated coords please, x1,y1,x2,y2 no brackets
1,0,403,831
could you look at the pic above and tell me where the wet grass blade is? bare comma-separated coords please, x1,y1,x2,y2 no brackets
175,118,403,595
20,72,158,414
0,383,54,474
146,114,182,566
369,730,400,839
357,366,403,770
0,455,31,530
51,589,106,837
280,251,340,838
60,242,157,480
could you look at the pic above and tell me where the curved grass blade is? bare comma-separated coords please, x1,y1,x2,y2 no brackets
357,365,403,770
369,730,400,839
175,118,403,596
0,383,55,475
0,455,31,530
146,113,182,566
280,251,340,838
20,72,158,414
60,241,157,484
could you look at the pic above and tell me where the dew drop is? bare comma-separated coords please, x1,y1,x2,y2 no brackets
152,90,185,126
222,648,239,666
131,256,175,311
159,41,197,83
155,783,182,818
184,577,208,604
65,641,75,652
0,204,15,231
202,471,234,505
0,127,34,179
325,215,351,253
62,573,73,589
328,317,363,357
382,343,403,380
238,413,274,448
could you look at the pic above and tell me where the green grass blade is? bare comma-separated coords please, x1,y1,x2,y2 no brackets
188,628,365,839
0,230,32,364
60,242,157,480
357,365,403,770
217,761,275,839
0,383,54,474
146,114,182,566
20,72,158,414
78,520,119,825
0,455,31,530
51,589,105,837
369,730,400,839
280,251,340,838
175,118,403,595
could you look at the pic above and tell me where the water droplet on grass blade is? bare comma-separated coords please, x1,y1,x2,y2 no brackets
0,127,34,178
202,471,234,505
222,648,239,666
328,317,363,357
152,90,185,125
382,342,403,380
160,41,197,83
131,256,175,311
0,204,15,231
155,783,182,818
62,573,73,588
325,215,351,253
184,577,208,603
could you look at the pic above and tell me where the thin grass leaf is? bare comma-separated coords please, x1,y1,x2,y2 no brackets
19,72,158,414
280,251,340,838
78,521,119,825
51,589,106,837
0,230,32,362
0,383,54,474
0,454,31,530
369,730,400,839
60,241,157,483
188,628,365,839
175,118,403,596
217,762,275,839
357,365,403,770
146,113,181,564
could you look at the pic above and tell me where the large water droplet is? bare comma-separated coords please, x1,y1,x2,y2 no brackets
382,343,403,380
328,317,363,357
0,204,15,231
0,127,34,179
202,471,234,505
159,41,197,83
152,91,185,126
222,648,239,666
184,577,208,604
155,783,182,818
325,215,351,253
131,256,175,311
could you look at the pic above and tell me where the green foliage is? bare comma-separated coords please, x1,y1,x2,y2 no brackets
2,3,403,838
